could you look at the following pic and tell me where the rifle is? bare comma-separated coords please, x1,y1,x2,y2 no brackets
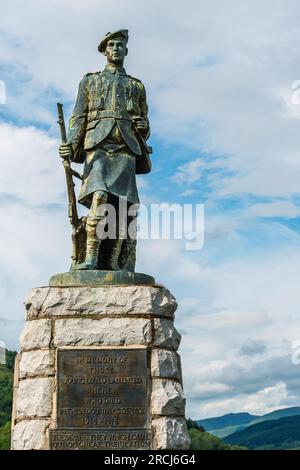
57,103,83,269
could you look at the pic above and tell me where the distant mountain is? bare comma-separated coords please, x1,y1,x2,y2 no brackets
197,406,300,439
246,406,300,427
210,424,249,439
197,412,258,432
224,415,300,450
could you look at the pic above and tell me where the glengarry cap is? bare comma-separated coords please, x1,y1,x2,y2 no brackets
98,29,129,53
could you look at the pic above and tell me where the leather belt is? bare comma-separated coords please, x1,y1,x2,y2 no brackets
92,109,132,121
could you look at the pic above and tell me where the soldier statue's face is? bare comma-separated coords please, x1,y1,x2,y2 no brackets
104,38,128,66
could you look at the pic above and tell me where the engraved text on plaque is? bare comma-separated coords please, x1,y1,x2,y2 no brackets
50,348,150,450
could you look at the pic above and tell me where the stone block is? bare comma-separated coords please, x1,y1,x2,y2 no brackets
20,319,51,351
152,417,191,449
19,350,55,378
153,318,181,350
25,286,177,319
151,349,180,380
12,419,51,450
53,317,152,347
151,379,185,416
16,377,53,418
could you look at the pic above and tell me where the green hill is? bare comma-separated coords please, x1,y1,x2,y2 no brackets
197,412,258,438
211,424,249,439
0,350,16,450
197,413,259,431
224,415,300,450
246,406,300,427
197,412,257,432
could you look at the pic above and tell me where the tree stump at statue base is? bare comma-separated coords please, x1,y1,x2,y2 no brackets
11,284,190,450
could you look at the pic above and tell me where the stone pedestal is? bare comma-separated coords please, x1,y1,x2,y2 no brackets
11,285,190,450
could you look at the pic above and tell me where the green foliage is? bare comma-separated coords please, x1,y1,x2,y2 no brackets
5,350,17,371
188,428,247,450
0,350,16,428
0,421,11,450
186,417,204,432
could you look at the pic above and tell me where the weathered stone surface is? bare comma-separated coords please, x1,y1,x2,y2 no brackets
153,318,181,350
25,286,177,320
13,353,20,388
20,319,51,351
151,379,185,416
16,378,53,418
12,419,51,450
151,349,180,380
53,318,152,347
24,288,50,319
19,350,55,378
152,417,190,450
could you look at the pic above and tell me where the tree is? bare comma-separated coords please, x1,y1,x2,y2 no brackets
188,428,247,450
0,421,11,450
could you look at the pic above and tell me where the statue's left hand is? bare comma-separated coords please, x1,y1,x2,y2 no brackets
132,116,147,132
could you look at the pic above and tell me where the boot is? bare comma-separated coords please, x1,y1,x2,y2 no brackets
75,218,100,270
107,238,124,271
76,239,100,270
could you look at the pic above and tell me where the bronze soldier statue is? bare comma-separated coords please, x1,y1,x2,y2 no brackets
59,30,152,272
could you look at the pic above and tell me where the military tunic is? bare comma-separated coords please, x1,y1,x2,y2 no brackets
67,65,150,208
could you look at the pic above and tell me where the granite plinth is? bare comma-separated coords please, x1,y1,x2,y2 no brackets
11,284,190,450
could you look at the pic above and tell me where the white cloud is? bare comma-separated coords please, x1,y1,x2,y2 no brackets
247,201,300,218
0,123,63,204
136,176,149,191
197,383,289,418
239,338,268,356
192,382,232,399
172,158,205,185
190,309,270,330
180,189,198,197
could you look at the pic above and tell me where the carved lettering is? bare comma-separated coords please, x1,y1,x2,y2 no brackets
50,429,152,450
56,349,149,429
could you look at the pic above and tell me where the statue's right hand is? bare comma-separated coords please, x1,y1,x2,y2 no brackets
59,143,73,160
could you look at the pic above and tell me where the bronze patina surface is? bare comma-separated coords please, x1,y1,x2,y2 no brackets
57,29,152,275
56,348,149,429
49,270,155,287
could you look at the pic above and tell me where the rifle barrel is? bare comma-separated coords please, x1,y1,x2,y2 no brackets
57,102,67,144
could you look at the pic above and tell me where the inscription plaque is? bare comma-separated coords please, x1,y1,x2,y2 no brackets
57,348,149,429
50,348,151,450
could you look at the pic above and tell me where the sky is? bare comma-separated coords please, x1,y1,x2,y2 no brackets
1,0,300,419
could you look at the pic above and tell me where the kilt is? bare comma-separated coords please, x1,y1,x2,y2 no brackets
78,126,139,208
